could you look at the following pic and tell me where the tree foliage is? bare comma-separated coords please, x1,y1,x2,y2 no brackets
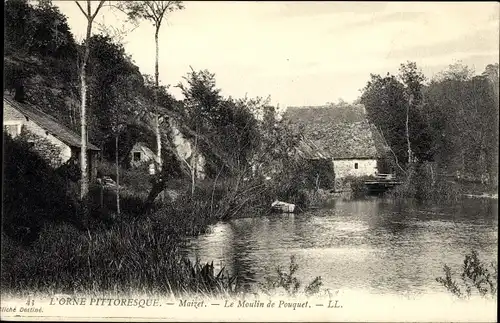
2,132,79,245
361,61,499,184
176,69,261,177
5,0,77,59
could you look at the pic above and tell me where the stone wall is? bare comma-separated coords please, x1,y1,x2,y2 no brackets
334,158,377,179
3,102,72,163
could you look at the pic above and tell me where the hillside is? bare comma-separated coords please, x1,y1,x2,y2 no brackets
3,0,183,167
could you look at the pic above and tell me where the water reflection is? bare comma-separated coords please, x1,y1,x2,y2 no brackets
182,198,498,296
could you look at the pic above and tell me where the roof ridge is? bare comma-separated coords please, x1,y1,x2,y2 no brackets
3,95,100,151
4,95,69,128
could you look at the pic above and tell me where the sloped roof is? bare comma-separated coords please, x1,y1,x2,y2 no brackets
3,96,100,150
286,104,366,125
284,104,387,160
295,137,331,160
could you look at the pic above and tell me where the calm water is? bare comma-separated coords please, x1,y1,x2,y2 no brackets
181,197,498,296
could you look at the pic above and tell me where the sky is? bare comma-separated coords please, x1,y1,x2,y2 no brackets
55,1,499,108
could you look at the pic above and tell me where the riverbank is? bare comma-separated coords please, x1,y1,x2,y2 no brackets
2,136,495,297
1,139,240,295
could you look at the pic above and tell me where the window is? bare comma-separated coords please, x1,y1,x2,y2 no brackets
133,152,141,162
354,162,359,169
4,124,20,137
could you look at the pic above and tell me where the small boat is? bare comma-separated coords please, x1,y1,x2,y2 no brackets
271,200,296,213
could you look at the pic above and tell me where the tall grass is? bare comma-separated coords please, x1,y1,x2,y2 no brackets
1,218,238,297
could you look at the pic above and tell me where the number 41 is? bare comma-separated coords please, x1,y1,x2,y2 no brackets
26,297,35,306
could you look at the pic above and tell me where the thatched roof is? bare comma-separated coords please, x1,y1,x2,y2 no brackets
295,137,330,160
4,95,100,151
284,104,387,160
286,104,366,125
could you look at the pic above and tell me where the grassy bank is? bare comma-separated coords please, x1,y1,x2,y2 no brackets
2,134,316,295
1,219,239,296
2,135,238,295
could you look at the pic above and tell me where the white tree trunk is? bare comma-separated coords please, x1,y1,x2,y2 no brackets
406,94,413,166
191,133,198,196
115,134,120,216
154,28,162,173
80,18,92,200
76,0,105,200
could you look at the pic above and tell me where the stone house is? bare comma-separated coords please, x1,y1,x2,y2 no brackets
284,104,389,182
3,95,100,179
128,117,206,179
129,142,159,168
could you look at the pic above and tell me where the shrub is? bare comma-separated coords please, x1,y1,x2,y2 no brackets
388,164,466,202
436,250,497,299
2,132,80,244
260,255,323,297
344,175,376,197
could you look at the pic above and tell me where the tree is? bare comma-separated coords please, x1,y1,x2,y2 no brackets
361,73,408,168
433,60,475,83
108,74,140,216
74,0,106,200
176,68,224,193
86,34,142,156
361,63,432,176
118,1,184,176
253,105,302,178
5,0,77,59
37,0,52,8
398,61,426,166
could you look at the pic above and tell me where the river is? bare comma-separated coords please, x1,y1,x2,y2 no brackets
181,197,498,298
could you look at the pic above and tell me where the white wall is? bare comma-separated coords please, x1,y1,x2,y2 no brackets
169,119,206,180
130,143,159,167
4,103,72,164
334,159,377,178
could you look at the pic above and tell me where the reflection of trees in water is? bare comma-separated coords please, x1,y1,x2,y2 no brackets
367,199,498,294
186,198,497,295
457,199,498,223
226,216,302,292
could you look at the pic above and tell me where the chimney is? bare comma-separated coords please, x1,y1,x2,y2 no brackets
14,82,25,103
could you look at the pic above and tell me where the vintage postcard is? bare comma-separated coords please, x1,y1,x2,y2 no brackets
2,1,498,322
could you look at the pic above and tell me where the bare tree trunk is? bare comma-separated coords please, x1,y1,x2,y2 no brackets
80,13,92,200
154,27,162,172
115,134,120,216
154,26,165,204
75,0,105,200
191,131,198,196
427,163,435,187
376,125,406,175
406,94,413,166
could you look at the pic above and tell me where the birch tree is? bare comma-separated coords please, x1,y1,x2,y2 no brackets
398,62,426,174
74,0,105,200
118,1,184,175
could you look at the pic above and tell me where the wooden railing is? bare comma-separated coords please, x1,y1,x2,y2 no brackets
375,173,396,180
